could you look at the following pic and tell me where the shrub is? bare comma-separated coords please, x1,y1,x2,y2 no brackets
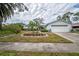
3,24,22,34
70,29,74,32
71,28,79,33
41,29,48,32
15,23,23,30
0,23,23,37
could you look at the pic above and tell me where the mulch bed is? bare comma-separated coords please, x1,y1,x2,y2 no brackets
23,33,46,36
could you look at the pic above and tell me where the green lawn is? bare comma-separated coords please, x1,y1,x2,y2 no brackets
0,32,72,43
0,30,16,37
74,31,79,34
0,50,79,56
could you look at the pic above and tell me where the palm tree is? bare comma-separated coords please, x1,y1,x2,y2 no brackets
0,3,28,30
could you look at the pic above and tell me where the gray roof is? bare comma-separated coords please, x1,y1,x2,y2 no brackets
46,20,63,27
45,19,71,27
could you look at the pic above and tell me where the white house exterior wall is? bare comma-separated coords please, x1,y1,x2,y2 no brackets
46,21,72,32
51,25,72,32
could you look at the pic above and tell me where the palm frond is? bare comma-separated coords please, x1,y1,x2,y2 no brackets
0,3,28,29
0,3,28,21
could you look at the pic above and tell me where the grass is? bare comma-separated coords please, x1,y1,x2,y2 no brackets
0,50,79,56
72,32,79,34
73,31,79,34
0,31,72,43
0,30,15,37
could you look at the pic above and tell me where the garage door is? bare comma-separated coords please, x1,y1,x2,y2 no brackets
51,25,70,32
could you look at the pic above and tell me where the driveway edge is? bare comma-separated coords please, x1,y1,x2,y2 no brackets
53,32,75,43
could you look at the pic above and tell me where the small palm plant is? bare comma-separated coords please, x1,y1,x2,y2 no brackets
33,18,44,33
28,20,36,31
28,20,43,35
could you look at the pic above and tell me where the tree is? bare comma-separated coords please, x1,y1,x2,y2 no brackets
0,3,28,30
73,12,79,22
74,12,79,16
62,12,73,24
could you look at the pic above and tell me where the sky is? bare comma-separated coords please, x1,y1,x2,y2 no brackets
4,3,79,24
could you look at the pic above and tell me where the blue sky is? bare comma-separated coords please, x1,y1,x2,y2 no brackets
4,3,79,24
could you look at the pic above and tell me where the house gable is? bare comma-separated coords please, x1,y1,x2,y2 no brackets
51,21,68,26
46,20,69,27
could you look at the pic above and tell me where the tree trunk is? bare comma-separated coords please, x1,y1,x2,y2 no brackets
0,20,2,30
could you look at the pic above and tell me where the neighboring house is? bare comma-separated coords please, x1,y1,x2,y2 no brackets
72,23,79,28
72,23,79,31
46,20,72,32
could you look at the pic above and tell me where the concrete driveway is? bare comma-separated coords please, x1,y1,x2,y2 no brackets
54,32,79,43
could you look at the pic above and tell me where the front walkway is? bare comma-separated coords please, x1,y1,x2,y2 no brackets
0,32,79,52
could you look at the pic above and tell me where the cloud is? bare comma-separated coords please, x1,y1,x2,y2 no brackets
5,3,79,24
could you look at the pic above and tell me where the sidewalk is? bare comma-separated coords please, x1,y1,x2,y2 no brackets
0,42,79,52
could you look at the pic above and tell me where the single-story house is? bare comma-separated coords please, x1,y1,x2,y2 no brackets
46,20,72,32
